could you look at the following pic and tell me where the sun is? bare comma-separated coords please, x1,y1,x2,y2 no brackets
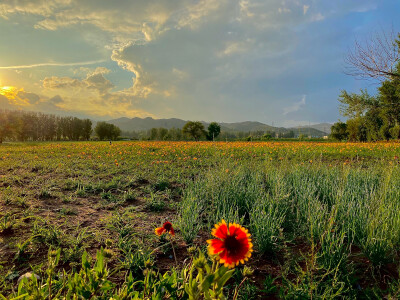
0,86,18,99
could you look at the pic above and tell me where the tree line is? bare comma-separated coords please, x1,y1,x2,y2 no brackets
0,110,314,143
120,121,222,141
147,121,221,141
0,110,92,143
331,30,400,141
122,123,297,141
0,110,127,143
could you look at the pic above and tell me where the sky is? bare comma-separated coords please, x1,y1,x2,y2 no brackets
0,0,399,127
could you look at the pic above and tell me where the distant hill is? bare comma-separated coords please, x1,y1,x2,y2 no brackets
293,123,332,134
108,117,187,131
288,127,330,137
219,121,285,133
107,117,328,137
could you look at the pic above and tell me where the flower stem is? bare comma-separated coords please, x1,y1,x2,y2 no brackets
170,236,178,266
233,277,247,300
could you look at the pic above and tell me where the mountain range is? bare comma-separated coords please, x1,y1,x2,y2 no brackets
107,117,332,137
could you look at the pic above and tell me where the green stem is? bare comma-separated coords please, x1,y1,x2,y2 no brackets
232,277,247,300
170,235,178,266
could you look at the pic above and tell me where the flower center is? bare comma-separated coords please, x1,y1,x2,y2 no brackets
163,222,172,231
224,235,241,255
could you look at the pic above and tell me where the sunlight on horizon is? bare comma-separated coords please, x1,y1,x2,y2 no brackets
0,1,399,125
0,86,17,99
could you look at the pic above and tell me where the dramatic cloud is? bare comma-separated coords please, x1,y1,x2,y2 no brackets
0,0,184,44
42,76,86,90
43,67,114,94
111,46,156,98
1,67,153,118
0,0,395,124
0,86,30,106
39,67,153,117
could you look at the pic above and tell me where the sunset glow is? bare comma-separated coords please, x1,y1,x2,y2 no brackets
0,86,17,99
0,1,399,125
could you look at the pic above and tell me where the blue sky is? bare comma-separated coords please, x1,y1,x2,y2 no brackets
0,0,399,127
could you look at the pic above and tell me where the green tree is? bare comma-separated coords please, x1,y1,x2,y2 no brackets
262,133,272,140
346,117,367,142
364,107,383,141
82,119,93,140
72,117,83,140
338,89,378,118
182,121,206,141
378,77,400,129
330,121,348,141
110,124,121,140
0,112,12,143
389,125,400,139
158,128,168,140
339,31,400,141
95,122,108,140
149,128,158,140
169,128,182,140
94,122,121,141
379,123,392,141
207,122,221,141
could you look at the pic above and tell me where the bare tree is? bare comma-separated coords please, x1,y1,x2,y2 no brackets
345,28,400,80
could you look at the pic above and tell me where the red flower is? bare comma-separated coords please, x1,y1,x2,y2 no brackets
155,221,175,236
207,220,253,268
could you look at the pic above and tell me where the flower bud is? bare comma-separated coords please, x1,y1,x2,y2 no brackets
103,248,114,259
242,266,254,277
187,246,197,256
105,239,113,248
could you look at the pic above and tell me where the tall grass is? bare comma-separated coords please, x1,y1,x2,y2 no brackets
179,161,400,268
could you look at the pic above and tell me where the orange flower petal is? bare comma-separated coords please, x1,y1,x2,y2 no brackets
208,220,253,269
207,238,225,255
155,227,165,236
162,221,175,235
169,227,175,236
212,220,228,239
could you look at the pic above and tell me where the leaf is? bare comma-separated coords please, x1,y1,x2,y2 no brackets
216,269,235,290
200,274,215,291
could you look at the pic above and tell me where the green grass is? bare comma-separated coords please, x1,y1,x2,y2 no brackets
2,141,400,298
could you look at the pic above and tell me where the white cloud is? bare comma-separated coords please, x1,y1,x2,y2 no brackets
0,0,70,19
0,0,382,121
88,67,111,76
111,44,156,98
177,0,225,29
37,68,153,117
218,39,254,56
43,67,113,94
1,0,184,44
283,95,306,115
303,5,310,15
43,76,85,89
172,68,188,80
310,13,325,22
0,60,106,69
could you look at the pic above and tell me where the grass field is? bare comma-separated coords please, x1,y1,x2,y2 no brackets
2,141,400,298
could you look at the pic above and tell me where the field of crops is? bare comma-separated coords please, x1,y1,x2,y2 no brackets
2,141,400,298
